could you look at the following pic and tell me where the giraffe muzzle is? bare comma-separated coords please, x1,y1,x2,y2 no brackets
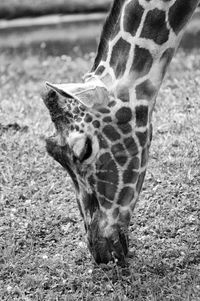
87,221,129,265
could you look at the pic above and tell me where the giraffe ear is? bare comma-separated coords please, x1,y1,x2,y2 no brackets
46,80,110,109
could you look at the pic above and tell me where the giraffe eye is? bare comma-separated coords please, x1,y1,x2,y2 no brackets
79,137,93,162
71,134,93,163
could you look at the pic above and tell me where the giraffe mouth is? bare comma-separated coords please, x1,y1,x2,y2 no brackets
87,215,129,264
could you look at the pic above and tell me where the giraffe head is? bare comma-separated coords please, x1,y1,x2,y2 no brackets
42,77,146,264
42,0,200,264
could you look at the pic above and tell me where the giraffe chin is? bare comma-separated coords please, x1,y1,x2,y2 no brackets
87,217,129,265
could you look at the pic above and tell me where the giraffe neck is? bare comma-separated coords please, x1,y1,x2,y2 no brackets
89,0,199,109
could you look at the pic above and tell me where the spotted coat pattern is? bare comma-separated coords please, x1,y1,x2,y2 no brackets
87,0,199,223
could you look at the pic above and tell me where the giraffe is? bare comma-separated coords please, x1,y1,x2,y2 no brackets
42,0,200,264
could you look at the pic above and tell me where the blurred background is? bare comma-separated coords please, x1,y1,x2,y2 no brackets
0,0,113,56
0,0,111,19
0,0,200,57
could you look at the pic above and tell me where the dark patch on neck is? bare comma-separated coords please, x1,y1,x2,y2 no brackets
108,100,117,107
91,0,126,71
111,143,127,166
96,164,119,201
115,107,132,123
117,186,135,206
97,179,117,202
131,45,153,78
97,133,109,149
140,8,169,45
123,157,140,184
124,137,138,156
136,130,148,147
119,211,131,227
123,167,138,185
136,79,157,101
98,108,111,114
135,105,149,127
96,154,119,201
141,147,148,168
84,113,93,123
124,0,144,36
117,87,130,102
103,116,112,123
92,120,101,128
168,0,198,34
96,152,112,169
110,37,131,78
97,166,118,186
103,125,121,141
99,197,113,209
118,123,132,134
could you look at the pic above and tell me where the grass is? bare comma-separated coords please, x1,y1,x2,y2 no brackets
0,0,111,20
0,47,200,300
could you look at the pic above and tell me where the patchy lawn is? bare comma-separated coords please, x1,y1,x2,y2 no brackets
0,47,200,300
0,0,111,20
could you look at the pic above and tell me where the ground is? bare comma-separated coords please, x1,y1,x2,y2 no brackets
0,47,200,300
